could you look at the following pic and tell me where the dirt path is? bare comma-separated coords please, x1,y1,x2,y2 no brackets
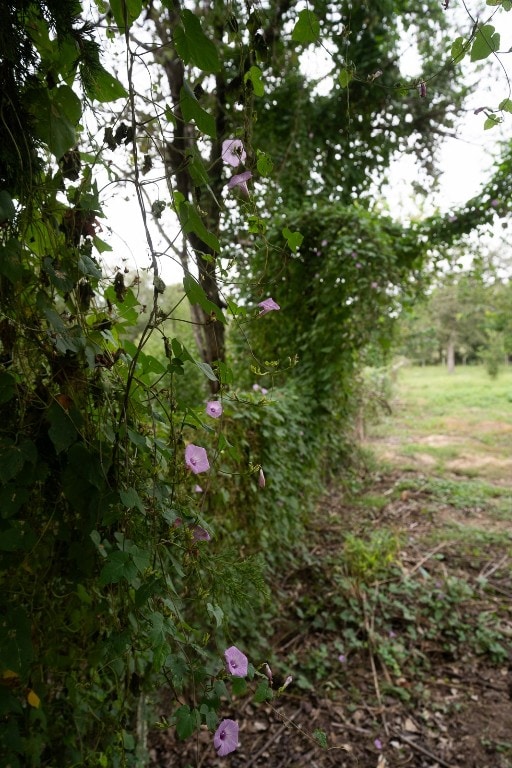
150,391,512,768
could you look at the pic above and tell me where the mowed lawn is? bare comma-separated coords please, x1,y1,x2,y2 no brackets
369,364,512,483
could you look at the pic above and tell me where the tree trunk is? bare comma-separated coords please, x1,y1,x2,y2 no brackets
154,5,226,393
447,335,455,374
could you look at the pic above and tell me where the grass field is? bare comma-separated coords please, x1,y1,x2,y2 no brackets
369,364,512,482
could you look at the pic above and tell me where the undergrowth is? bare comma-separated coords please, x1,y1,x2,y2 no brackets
275,483,511,695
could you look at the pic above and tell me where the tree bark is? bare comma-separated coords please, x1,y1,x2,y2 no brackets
153,3,226,392
447,334,455,374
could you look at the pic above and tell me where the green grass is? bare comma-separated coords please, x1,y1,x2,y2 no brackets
392,364,512,416
369,364,512,483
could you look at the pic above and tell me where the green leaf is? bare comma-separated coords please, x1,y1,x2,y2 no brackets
206,602,224,627
470,25,500,62
0,608,34,676
0,442,24,484
499,98,512,113
174,10,220,73
231,677,248,696
253,679,273,702
180,82,216,137
0,241,24,283
282,227,304,253
178,199,220,252
291,9,320,43
78,253,102,279
108,0,142,31
86,66,128,102
24,85,81,158
0,484,30,519
0,522,36,552
175,705,200,740
0,191,15,223
256,150,273,176
47,402,78,454
313,729,328,749
183,274,226,324
244,66,264,96
185,146,211,187
484,114,502,129
199,703,218,730
0,371,16,404
99,551,137,586
195,360,218,381
120,487,145,513
338,68,353,88
451,36,468,63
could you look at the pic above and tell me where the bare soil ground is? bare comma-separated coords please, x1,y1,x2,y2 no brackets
150,399,512,768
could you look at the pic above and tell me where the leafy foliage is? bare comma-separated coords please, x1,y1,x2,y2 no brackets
1,0,511,764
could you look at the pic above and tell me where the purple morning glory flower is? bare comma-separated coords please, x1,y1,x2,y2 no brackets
374,738,383,750
260,387,268,395
258,297,280,316
258,468,266,488
222,139,246,168
224,645,248,677
214,719,239,757
206,400,223,418
227,170,252,197
192,525,211,541
338,654,346,663
185,444,210,474
252,383,260,391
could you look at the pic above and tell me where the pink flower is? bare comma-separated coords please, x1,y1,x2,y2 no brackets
185,444,210,474
258,468,266,488
206,400,223,418
194,484,203,493
222,139,246,168
224,645,248,677
260,387,268,395
192,525,211,541
227,170,252,197
214,719,239,757
338,654,346,663
252,383,260,391
374,738,383,750
258,297,280,315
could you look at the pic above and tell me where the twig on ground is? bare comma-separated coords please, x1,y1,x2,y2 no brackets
392,730,455,768
244,706,303,768
405,542,449,577
478,554,509,581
